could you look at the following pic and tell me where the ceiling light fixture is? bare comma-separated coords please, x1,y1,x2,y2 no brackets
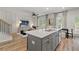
62,7,65,9
46,8,49,10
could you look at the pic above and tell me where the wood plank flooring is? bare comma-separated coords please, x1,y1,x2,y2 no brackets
56,37,79,51
0,33,79,51
0,33,27,51
56,38,73,51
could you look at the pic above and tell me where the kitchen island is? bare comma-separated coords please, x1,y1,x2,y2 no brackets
26,28,61,51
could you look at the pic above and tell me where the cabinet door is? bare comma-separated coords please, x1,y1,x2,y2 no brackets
42,39,52,51
55,35,59,47
51,32,59,50
52,35,56,50
28,35,41,51
55,32,59,47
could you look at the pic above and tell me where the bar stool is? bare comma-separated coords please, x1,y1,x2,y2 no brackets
68,29,73,38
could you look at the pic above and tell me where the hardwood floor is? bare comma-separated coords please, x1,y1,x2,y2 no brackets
0,33,27,51
56,38,73,51
56,37,79,51
0,33,79,51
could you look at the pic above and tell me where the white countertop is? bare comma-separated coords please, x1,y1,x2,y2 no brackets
26,28,62,38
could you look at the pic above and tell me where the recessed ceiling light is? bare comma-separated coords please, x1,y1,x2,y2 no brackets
62,7,65,9
46,8,49,10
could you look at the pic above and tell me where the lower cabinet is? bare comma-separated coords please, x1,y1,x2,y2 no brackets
27,31,59,51
55,32,59,48
28,35,41,51
42,38,52,51
52,37,56,50
51,32,59,50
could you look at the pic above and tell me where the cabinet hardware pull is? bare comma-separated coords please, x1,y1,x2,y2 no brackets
32,40,35,45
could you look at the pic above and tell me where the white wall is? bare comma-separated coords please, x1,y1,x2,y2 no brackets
32,16,38,26
0,9,12,24
0,8,34,33
0,8,36,42
10,11,33,33
0,9,13,42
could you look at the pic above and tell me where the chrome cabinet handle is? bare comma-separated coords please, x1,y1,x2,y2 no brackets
32,40,35,45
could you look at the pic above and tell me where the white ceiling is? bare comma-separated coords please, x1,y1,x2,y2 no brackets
0,7,78,16
19,7,75,14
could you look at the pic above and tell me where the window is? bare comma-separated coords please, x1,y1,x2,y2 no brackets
56,13,64,28
74,17,79,33
38,15,47,29
0,20,1,32
75,17,79,27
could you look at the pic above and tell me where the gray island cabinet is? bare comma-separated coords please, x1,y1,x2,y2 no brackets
26,29,60,51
